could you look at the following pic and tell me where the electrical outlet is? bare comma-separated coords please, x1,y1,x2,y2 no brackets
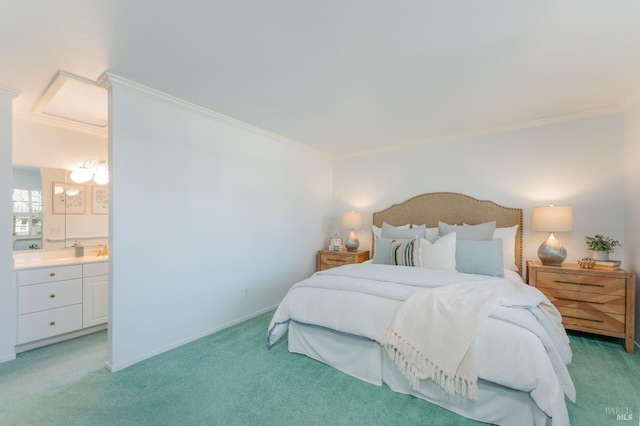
244,288,250,298
51,226,62,235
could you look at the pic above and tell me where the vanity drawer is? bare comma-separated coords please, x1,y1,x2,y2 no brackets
17,279,83,315
17,304,83,344
17,265,82,286
83,261,108,277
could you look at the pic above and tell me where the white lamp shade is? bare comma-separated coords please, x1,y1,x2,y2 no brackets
93,168,109,185
65,187,80,197
70,167,92,183
342,211,363,229
531,205,573,232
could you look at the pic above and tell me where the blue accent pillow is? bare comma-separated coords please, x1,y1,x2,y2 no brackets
455,238,504,277
372,235,413,265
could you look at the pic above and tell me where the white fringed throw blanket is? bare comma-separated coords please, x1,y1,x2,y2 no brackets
382,279,561,400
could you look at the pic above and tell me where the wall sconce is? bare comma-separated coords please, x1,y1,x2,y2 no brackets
531,204,574,266
70,159,109,185
342,211,363,252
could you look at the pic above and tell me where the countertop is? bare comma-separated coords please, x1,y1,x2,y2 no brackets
14,255,108,270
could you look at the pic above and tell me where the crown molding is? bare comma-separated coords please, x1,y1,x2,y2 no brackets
98,71,331,160
0,86,21,99
13,110,108,137
334,105,622,160
619,83,640,111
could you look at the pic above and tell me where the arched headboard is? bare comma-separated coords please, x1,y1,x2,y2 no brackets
372,192,523,272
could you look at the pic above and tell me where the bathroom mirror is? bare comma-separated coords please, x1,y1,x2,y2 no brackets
12,165,109,251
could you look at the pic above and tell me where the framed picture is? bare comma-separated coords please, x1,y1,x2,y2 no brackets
329,235,343,251
91,185,109,215
52,182,85,215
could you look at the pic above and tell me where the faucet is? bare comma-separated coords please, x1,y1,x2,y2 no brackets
93,245,109,257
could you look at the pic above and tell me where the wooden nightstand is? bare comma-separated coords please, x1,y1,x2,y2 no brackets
317,250,370,271
527,260,636,353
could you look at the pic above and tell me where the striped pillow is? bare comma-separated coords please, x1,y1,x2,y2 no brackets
390,238,422,267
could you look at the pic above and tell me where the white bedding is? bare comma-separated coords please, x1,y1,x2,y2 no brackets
268,263,575,426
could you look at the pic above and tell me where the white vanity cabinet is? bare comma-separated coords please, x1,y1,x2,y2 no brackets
16,264,84,344
82,262,109,327
15,259,109,351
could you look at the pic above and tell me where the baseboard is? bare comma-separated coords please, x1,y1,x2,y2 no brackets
106,305,278,373
15,324,107,354
0,352,16,363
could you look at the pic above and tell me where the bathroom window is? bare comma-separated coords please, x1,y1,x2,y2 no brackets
13,189,43,237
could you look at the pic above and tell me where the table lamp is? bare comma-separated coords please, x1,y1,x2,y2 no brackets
531,204,574,266
342,211,363,252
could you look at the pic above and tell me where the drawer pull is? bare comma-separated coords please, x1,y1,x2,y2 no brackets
49,272,56,277
563,315,604,323
328,259,346,263
554,280,604,288
555,297,604,305
50,321,56,326
50,294,56,298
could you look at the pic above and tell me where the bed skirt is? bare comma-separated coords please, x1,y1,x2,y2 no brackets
288,321,551,426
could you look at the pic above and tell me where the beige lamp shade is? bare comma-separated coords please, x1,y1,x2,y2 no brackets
341,211,363,230
531,205,573,232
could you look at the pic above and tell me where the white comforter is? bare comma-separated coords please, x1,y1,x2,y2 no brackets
268,264,574,426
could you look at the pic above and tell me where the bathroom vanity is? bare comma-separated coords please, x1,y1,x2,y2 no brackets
14,253,108,352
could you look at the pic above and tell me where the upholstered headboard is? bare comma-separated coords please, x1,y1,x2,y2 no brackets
372,192,523,272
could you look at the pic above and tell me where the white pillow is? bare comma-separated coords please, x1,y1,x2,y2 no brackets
420,232,457,271
494,225,519,271
412,225,440,243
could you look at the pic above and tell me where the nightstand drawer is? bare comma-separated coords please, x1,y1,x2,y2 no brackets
321,255,355,267
537,271,625,295
544,289,625,315
317,250,370,271
558,307,625,333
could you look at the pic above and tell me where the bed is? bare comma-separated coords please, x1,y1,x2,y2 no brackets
268,193,575,426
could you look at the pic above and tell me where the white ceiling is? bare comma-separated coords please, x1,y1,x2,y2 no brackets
2,1,640,157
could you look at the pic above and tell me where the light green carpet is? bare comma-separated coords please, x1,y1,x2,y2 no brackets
0,311,638,426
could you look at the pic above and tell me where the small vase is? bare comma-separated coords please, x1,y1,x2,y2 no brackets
594,251,609,261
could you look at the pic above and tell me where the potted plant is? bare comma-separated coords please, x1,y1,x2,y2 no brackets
585,234,621,261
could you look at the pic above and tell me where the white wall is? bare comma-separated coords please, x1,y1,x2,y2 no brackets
105,74,332,371
333,114,626,271
624,99,640,345
0,86,20,363
13,119,107,171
